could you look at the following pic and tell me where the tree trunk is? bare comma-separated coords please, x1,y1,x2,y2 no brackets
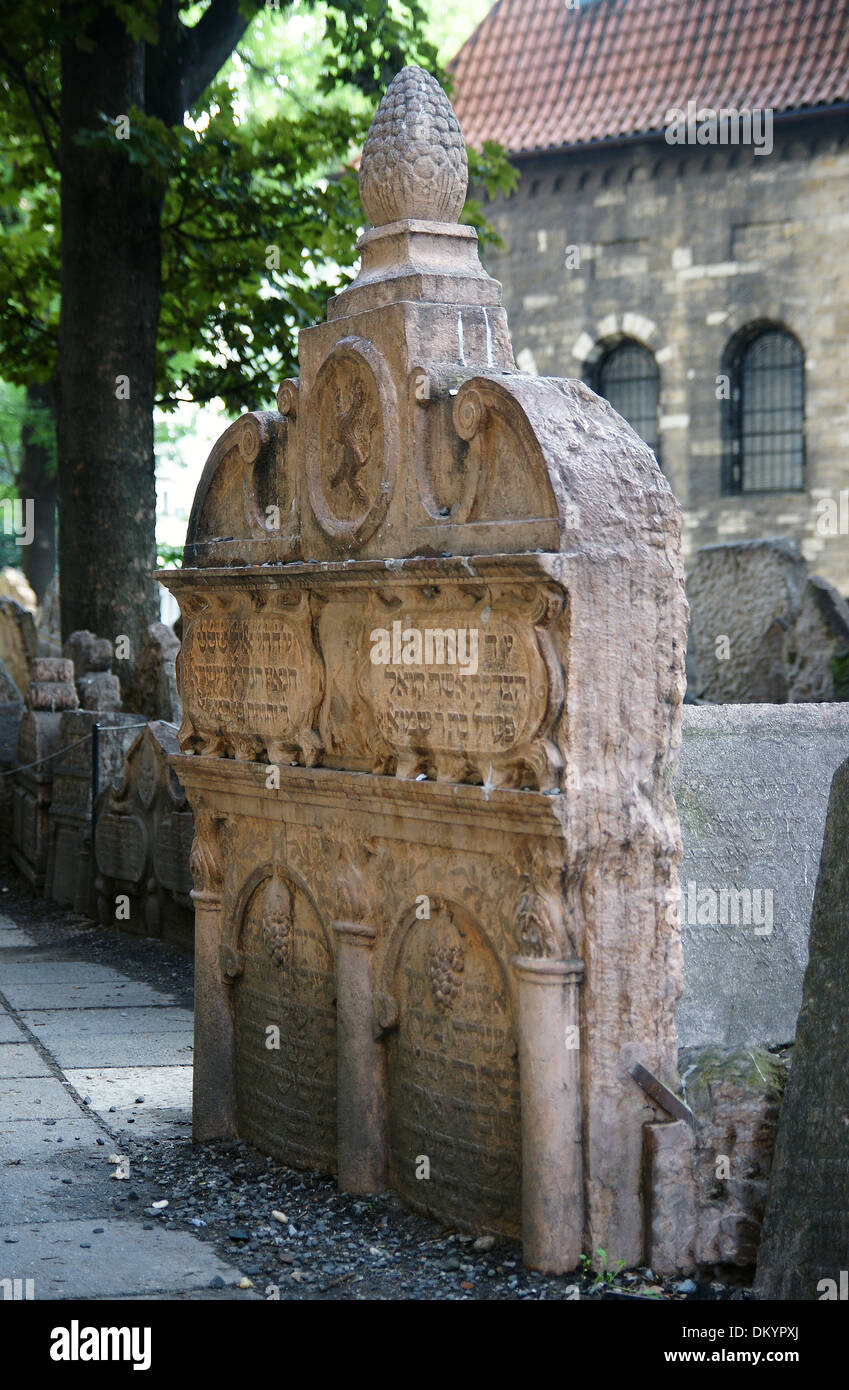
17,381,57,603
57,5,161,653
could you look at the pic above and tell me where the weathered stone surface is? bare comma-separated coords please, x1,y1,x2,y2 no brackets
35,575,61,657
10,710,63,889
63,629,113,674
687,540,849,704
77,671,122,711
124,622,181,722
161,69,691,1275
680,1045,787,1275
674,702,849,1048
45,711,144,912
94,721,193,948
0,656,24,765
31,656,74,684
755,758,849,1300
26,679,79,712
0,597,37,697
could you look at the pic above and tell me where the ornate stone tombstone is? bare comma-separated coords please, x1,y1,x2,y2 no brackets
94,721,195,948
45,710,142,912
160,67,690,1273
11,658,78,889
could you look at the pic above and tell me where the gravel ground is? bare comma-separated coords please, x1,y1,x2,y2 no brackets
1,871,755,1302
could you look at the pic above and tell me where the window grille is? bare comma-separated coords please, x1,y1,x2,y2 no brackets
596,342,660,455
731,330,804,493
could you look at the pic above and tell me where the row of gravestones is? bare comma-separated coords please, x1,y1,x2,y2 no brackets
1,621,193,950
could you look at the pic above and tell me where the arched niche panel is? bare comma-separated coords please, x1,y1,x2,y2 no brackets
232,864,337,1171
383,897,521,1235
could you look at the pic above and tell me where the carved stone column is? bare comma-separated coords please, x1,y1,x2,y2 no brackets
333,840,387,1192
189,805,236,1140
334,920,387,1191
513,954,584,1273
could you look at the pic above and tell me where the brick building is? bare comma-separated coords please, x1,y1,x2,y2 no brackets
451,0,849,592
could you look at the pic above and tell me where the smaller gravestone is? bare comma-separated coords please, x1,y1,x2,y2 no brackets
123,622,181,723
36,575,62,657
45,710,144,912
675,702,849,1047
94,721,193,948
0,656,24,863
688,539,849,703
754,758,849,1300
0,596,37,698
63,629,121,711
10,659,76,888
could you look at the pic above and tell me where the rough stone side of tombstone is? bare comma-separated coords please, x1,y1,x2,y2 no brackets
0,656,24,864
674,702,849,1049
786,575,849,702
44,709,145,914
687,540,807,702
10,710,63,889
679,1046,787,1275
94,720,193,948
36,575,62,657
123,622,182,723
755,758,849,1300
63,629,122,711
160,66,692,1274
0,596,38,698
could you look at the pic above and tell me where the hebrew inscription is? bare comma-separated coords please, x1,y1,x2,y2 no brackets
387,903,521,1234
234,871,337,1171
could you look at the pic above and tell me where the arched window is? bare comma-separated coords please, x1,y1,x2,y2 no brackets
595,341,660,455
724,328,804,493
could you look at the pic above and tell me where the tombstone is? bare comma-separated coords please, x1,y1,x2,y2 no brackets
44,710,144,912
754,758,849,1300
687,539,849,703
0,657,24,863
94,722,194,948
35,574,62,657
0,596,37,698
674,702,849,1048
160,67,691,1273
10,658,78,889
123,622,181,722
63,629,121,711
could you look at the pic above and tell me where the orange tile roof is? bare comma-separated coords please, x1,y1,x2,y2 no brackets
449,0,849,154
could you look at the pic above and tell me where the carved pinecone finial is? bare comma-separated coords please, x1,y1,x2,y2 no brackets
359,65,468,227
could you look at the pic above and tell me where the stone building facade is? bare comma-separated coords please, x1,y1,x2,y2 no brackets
451,0,849,594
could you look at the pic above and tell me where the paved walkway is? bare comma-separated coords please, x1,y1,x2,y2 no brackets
0,909,250,1300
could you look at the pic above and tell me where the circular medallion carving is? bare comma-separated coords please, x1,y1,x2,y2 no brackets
305,337,398,546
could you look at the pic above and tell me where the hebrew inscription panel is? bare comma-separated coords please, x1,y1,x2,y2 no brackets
234,870,337,1171
386,903,521,1234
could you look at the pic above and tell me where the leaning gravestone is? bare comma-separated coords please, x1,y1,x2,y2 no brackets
0,596,37,698
160,67,691,1273
754,757,849,1300
10,658,78,889
675,702,849,1048
94,722,194,948
44,710,143,912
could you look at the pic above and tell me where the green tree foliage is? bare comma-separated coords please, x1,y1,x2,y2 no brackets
0,0,515,416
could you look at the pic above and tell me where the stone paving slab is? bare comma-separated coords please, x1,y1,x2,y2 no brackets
1,981,174,1010
0,1156,118,1226
0,930,38,947
0,1219,247,1299
21,1006,193,1038
0,1043,52,1079
0,961,147,984
26,1033,194,1070
64,1067,193,1139
4,1077,85,1121
0,1118,105,1163
0,1014,26,1042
